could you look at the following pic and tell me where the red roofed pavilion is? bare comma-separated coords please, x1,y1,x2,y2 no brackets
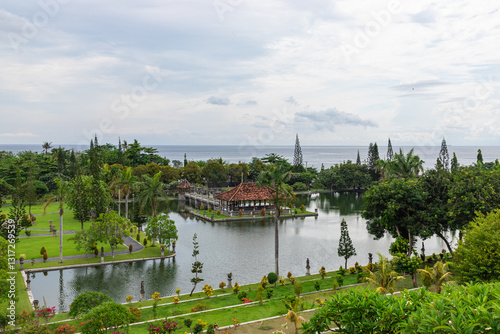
215,182,276,212
177,179,191,194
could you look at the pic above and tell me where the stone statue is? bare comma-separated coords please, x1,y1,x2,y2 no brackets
140,281,145,301
306,258,311,275
368,253,373,264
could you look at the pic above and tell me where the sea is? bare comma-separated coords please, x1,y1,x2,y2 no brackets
1,144,498,170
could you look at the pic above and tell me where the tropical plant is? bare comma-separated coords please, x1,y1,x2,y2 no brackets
137,171,166,218
364,252,403,294
257,162,294,276
454,209,500,282
417,261,452,293
284,297,305,334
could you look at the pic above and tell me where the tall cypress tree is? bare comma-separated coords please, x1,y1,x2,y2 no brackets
338,219,356,269
367,142,380,181
477,149,483,166
387,138,393,161
118,137,123,165
451,152,459,173
293,134,304,172
356,150,361,166
438,138,450,171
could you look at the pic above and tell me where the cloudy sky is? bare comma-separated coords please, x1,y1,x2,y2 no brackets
1,0,499,147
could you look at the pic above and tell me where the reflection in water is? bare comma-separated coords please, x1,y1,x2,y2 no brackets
31,192,454,312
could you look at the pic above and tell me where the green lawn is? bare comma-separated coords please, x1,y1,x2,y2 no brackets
196,210,228,219
21,244,164,270
30,212,89,231
16,234,127,260
0,272,32,315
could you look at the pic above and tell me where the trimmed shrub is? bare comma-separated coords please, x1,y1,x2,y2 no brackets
93,248,99,257
42,252,48,262
237,291,247,301
338,266,346,276
349,267,356,274
69,291,113,318
319,266,326,279
200,204,204,210
128,244,133,254
232,282,240,293
238,209,243,217
79,302,133,333
40,246,47,255
314,281,321,291
136,233,141,242
268,272,278,285
216,210,221,215
300,204,305,211
143,238,148,246
208,207,212,212
336,275,344,287
261,208,266,216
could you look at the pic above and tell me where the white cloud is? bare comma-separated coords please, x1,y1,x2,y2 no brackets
0,0,499,146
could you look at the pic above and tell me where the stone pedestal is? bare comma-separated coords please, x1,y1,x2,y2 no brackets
161,247,165,259
33,300,39,310
211,213,214,222
101,247,105,263
26,276,31,291
19,260,24,271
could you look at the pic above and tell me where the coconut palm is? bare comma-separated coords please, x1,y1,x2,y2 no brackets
364,252,404,294
42,141,52,155
377,149,424,180
117,167,137,219
257,162,294,277
417,261,452,294
44,178,68,263
136,171,166,218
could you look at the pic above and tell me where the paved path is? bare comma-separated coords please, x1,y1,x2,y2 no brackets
18,236,144,264
18,230,77,238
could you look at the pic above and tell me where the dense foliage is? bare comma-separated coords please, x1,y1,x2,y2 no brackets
455,209,500,282
301,282,500,333
68,291,113,318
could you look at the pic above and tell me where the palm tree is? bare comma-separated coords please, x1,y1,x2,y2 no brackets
417,261,452,294
364,252,404,294
377,148,424,180
137,171,166,218
42,141,52,155
44,178,68,263
257,162,294,277
117,167,136,219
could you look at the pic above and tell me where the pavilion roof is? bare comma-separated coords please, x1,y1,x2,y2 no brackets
215,182,276,201
177,179,191,188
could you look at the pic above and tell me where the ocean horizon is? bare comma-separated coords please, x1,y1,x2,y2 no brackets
1,144,497,169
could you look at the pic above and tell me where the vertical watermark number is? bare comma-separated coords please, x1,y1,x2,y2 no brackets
6,219,17,326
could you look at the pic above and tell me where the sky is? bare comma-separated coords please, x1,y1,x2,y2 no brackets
1,0,500,148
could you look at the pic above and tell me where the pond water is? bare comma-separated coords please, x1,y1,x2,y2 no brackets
30,192,455,312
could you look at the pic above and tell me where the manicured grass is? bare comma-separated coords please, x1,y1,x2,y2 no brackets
20,245,165,270
14,270,429,333
30,212,89,232
0,272,32,315
16,234,127,260
195,210,228,219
